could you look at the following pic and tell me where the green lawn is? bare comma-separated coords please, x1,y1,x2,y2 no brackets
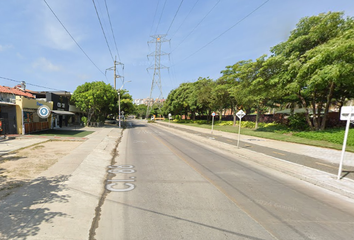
31,129,94,138
172,122,354,152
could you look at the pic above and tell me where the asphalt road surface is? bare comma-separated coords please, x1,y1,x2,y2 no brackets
94,120,354,240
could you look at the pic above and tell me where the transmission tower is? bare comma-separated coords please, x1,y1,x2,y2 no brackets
146,34,170,118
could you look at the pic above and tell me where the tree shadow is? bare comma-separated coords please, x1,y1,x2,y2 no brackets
0,175,71,239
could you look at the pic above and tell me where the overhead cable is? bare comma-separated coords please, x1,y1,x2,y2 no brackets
150,0,161,36
92,0,114,62
104,0,121,61
170,0,200,39
43,0,106,76
175,0,270,65
166,0,184,35
0,76,68,91
155,0,167,34
171,0,221,53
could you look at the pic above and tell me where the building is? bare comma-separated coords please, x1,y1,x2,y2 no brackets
0,85,35,135
15,96,53,134
0,84,83,135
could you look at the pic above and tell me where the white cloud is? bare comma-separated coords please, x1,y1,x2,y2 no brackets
32,57,61,72
37,1,84,51
16,52,24,59
0,44,13,51
44,23,77,50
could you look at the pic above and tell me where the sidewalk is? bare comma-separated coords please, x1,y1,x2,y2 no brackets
156,121,354,199
0,125,104,156
0,126,123,240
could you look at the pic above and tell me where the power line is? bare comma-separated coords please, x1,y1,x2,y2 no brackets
92,0,114,62
43,0,106,76
171,0,221,53
104,0,121,61
170,0,200,39
174,0,270,65
155,0,167,34
166,0,184,35
150,0,161,35
0,76,68,91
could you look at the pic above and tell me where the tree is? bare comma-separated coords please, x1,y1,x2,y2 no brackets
118,89,134,116
269,12,354,130
193,77,214,121
71,81,117,125
134,104,147,119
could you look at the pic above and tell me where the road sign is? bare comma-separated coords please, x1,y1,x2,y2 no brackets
37,105,51,119
340,106,354,121
212,112,216,117
236,110,245,119
338,105,354,180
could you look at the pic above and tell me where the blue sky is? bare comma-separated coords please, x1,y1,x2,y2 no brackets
1,0,354,100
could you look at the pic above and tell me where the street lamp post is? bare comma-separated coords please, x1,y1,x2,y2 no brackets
118,91,121,128
118,80,131,128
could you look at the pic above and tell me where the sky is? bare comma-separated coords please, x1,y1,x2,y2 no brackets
1,0,354,100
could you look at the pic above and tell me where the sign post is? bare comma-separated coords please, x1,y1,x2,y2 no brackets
236,110,246,148
337,105,354,180
211,112,216,134
168,113,172,127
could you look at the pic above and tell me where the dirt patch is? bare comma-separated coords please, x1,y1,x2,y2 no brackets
0,140,82,200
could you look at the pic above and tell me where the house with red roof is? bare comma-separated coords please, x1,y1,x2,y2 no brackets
0,85,37,135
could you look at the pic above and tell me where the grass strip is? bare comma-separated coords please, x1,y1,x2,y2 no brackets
174,122,354,153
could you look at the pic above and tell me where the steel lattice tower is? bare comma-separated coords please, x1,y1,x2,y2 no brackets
146,34,169,118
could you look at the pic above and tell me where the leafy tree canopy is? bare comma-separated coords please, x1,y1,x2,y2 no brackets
72,81,117,124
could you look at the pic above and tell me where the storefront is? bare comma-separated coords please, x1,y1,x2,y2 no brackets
46,92,74,128
15,96,53,134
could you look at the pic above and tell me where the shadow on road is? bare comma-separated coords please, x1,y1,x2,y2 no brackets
0,175,71,239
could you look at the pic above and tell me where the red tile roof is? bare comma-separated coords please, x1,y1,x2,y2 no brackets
0,85,34,98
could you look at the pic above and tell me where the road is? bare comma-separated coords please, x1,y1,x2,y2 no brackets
93,120,354,240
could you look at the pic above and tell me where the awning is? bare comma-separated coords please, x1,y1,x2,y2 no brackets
51,110,75,115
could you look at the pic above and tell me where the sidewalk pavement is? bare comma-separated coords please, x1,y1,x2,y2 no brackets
156,121,354,200
0,126,103,156
0,125,122,240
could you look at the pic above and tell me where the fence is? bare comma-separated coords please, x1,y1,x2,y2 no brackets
25,122,49,134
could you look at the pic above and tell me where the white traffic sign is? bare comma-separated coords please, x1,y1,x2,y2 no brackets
236,110,246,119
212,112,216,117
340,106,354,121
338,105,354,180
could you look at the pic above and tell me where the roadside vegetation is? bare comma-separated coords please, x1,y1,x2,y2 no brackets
155,12,354,132
30,129,94,137
136,12,354,152
169,119,354,152
71,81,134,126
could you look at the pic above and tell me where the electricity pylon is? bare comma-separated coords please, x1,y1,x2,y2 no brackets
146,34,169,118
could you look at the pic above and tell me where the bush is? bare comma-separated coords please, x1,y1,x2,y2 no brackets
293,128,354,146
216,121,233,126
255,122,289,133
81,116,87,125
288,114,309,131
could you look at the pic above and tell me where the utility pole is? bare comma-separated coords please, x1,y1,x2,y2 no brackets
106,57,124,90
106,57,124,126
146,34,169,118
